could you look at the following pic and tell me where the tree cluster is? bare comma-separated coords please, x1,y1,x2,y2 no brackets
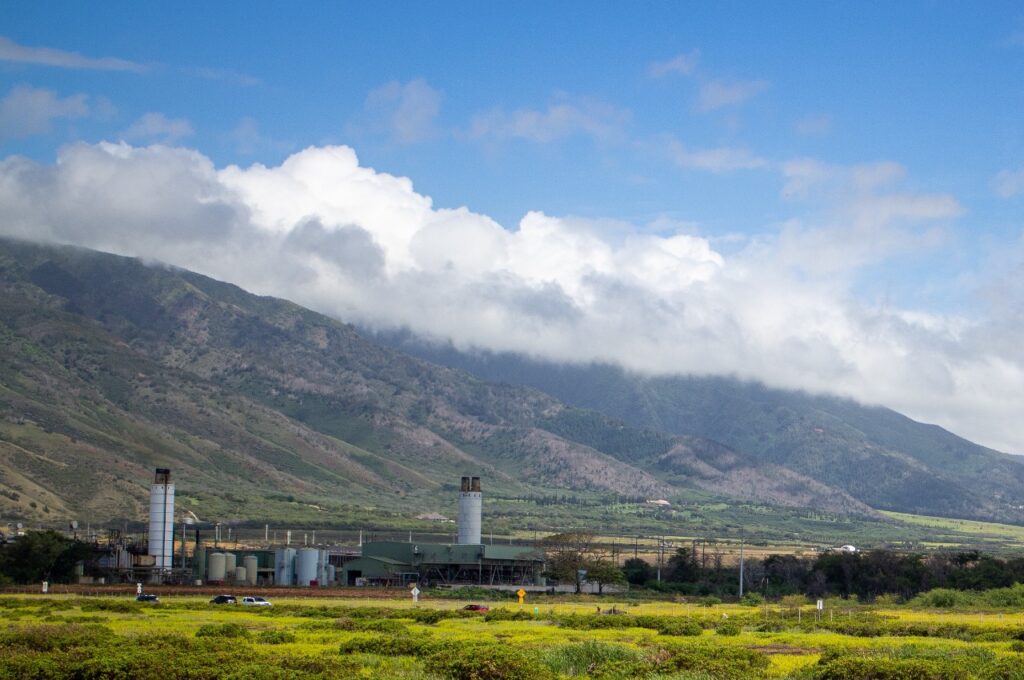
542,531,626,593
0,530,92,585
624,547,1024,600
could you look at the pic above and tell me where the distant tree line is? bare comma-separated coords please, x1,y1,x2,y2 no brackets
0,530,92,585
623,547,1024,600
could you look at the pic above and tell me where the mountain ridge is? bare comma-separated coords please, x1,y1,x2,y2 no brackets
0,237,873,525
374,332,1024,525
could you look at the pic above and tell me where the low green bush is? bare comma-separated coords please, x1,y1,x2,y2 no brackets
351,618,408,634
195,622,250,639
0,624,112,652
425,642,555,680
483,607,533,622
79,599,141,614
715,621,741,636
256,630,296,644
338,633,437,656
654,642,769,679
656,618,704,636
806,656,969,680
910,589,976,609
544,641,649,678
405,607,454,624
556,613,633,629
979,656,1024,680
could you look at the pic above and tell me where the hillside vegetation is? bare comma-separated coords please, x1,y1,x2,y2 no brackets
378,334,1024,525
0,238,871,524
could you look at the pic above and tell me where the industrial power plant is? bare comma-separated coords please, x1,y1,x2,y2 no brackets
51,470,545,589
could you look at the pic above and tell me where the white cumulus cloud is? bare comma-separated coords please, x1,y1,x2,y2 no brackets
1,141,1022,455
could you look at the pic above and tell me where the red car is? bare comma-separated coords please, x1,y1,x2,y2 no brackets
463,604,489,612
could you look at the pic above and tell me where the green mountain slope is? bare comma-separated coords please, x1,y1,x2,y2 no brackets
377,335,1024,525
0,238,869,523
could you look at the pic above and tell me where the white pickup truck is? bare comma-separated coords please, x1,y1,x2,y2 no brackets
240,596,272,606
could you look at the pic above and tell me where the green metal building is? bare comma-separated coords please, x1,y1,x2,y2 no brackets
341,541,545,587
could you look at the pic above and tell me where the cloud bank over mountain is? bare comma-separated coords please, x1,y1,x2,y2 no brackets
1,141,1021,454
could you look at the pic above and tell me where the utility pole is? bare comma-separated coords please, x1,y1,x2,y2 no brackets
657,536,666,584
738,534,745,598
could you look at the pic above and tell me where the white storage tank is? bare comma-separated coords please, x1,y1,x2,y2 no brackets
326,564,336,585
207,552,226,582
243,555,258,586
223,552,237,576
275,548,296,586
234,566,247,583
296,548,319,586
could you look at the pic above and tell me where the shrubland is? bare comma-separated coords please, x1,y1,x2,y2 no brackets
0,593,1023,679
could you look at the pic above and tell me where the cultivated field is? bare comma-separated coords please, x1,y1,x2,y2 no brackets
1,592,1023,678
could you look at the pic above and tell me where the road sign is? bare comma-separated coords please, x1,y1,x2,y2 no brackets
137,583,143,595
516,588,526,604
816,599,824,611
411,586,420,602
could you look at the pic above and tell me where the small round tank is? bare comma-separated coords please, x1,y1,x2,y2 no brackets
234,566,246,583
207,552,226,582
243,556,258,585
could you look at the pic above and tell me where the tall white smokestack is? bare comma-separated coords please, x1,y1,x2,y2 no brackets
148,468,175,578
457,476,482,545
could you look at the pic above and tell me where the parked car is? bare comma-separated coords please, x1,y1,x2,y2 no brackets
463,604,489,612
136,594,159,603
210,594,236,604
241,596,272,606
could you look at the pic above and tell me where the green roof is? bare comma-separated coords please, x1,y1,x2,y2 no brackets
361,541,544,565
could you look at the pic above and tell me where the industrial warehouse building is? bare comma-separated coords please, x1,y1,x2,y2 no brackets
116,470,545,587
342,541,545,586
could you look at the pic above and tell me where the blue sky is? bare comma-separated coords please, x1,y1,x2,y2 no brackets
2,2,1024,452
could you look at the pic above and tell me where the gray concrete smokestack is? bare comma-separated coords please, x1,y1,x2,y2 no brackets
457,476,482,544
148,468,175,580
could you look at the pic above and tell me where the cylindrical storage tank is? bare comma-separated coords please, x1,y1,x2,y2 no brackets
234,566,246,583
207,552,226,582
275,548,295,586
194,547,207,582
223,552,237,576
243,556,258,585
296,548,319,586
327,564,336,584
148,469,175,574
457,476,482,544
318,550,328,585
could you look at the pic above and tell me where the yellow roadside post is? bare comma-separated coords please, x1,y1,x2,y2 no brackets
517,588,526,606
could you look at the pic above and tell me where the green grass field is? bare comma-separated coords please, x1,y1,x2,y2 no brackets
1,593,1023,679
